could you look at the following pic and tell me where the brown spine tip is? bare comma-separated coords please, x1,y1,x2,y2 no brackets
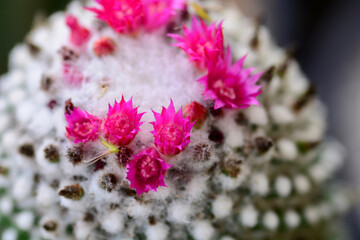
99,173,118,192
58,184,84,200
193,143,211,162
221,157,243,178
58,46,79,62
278,45,298,77
40,75,54,91
255,136,273,153
26,41,41,56
67,146,83,165
44,145,60,163
18,143,35,158
43,221,58,232
293,85,316,112
83,211,96,222
0,166,9,175
116,146,133,166
65,99,75,115
260,66,276,83
208,126,224,144
148,215,157,225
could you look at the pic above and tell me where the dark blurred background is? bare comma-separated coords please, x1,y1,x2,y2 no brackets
0,0,71,74
0,0,359,238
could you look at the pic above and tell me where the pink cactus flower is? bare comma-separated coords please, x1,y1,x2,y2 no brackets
198,47,263,109
65,107,101,143
66,15,91,47
151,100,194,155
168,16,224,70
93,37,116,57
86,0,144,34
183,101,207,129
101,97,144,146
142,0,185,31
126,148,172,196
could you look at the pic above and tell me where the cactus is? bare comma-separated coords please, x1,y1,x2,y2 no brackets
0,0,353,240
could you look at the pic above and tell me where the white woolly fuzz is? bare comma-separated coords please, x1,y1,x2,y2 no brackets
36,183,58,208
0,197,14,215
146,222,169,240
319,203,333,219
332,192,350,213
100,210,124,234
225,126,244,148
304,206,320,224
220,237,236,240
0,114,10,134
12,173,33,201
35,139,62,177
168,201,192,223
251,173,269,196
285,210,300,229
39,214,64,240
126,199,152,219
309,164,327,183
7,89,27,106
192,221,215,240
245,106,269,126
212,194,233,219
185,175,209,200
75,221,94,240
216,111,244,148
275,176,292,197
2,229,17,240
277,139,298,161
216,164,250,191
270,105,295,125
15,211,34,231
294,175,311,194
240,205,259,228
1,130,18,152
262,211,279,230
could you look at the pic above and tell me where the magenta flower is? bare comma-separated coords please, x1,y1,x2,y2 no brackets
168,16,224,70
151,100,194,155
65,15,91,47
126,148,172,196
86,0,144,34
198,47,263,109
142,0,185,31
101,97,144,146
65,107,101,143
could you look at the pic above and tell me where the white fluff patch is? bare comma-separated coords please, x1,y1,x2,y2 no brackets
100,210,124,234
212,194,233,219
146,222,169,240
192,221,215,240
168,201,192,223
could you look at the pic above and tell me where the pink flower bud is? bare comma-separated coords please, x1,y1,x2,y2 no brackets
183,101,207,129
94,37,116,57
66,15,91,47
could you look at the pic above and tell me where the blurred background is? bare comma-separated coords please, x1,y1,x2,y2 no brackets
0,0,359,238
